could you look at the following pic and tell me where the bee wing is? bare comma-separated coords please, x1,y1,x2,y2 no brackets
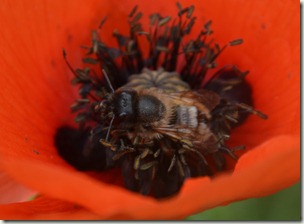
154,123,217,151
194,89,221,110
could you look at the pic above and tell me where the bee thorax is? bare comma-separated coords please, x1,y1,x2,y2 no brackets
138,95,165,123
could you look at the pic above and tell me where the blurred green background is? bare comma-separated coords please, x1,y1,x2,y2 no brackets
186,182,301,220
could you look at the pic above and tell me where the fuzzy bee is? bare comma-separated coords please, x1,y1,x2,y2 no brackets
89,67,267,197
99,68,218,154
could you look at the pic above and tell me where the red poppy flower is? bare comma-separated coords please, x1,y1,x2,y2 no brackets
0,0,299,220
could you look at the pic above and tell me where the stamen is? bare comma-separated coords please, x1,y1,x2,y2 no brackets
58,2,268,199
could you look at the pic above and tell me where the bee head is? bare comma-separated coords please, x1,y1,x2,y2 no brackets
112,88,137,123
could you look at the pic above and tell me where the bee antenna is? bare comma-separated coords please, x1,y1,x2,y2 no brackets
105,114,115,141
102,69,115,93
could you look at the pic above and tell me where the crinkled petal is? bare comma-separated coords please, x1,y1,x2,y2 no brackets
0,0,299,220
0,196,101,220
0,135,299,219
0,171,36,204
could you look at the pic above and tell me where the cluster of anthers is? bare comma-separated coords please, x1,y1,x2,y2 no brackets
58,3,267,198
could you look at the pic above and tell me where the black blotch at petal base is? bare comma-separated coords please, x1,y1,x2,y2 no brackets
54,126,115,171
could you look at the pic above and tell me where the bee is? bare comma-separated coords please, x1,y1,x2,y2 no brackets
100,82,217,152
92,67,267,197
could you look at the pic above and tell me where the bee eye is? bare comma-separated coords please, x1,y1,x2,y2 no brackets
113,90,137,121
121,98,128,108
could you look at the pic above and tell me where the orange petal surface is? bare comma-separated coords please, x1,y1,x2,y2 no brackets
0,135,299,219
0,171,36,204
0,0,300,220
0,196,101,220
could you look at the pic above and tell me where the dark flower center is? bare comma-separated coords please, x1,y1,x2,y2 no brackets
55,3,267,199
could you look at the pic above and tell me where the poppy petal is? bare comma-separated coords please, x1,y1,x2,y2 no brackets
0,135,299,219
0,196,101,220
0,0,114,168
0,171,36,204
0,0,299,220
